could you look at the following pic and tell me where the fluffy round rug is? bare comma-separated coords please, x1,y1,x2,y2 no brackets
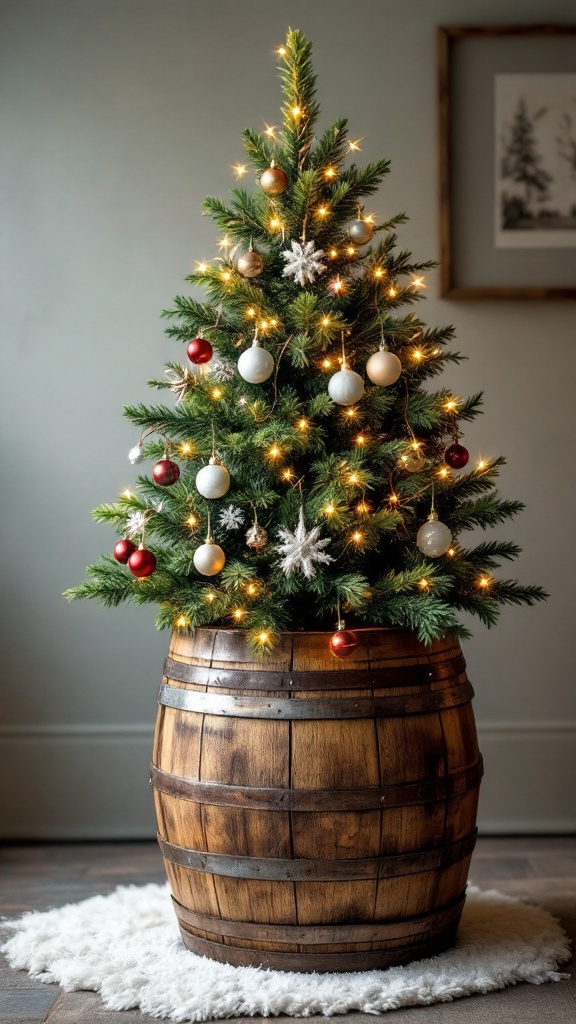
1,883,570,1021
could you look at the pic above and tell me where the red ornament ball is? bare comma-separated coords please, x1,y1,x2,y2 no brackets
128,547,156,578
153,458,180,486
330,628,358,659
113,538,136,564
444,443,470,469
187,337,213,364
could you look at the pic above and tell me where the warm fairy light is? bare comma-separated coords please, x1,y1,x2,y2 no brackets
246,307,256,318
388,493,399,503
345,407,356,418
411,441,421,450
411,276,425,289
321,316,331,327
322,357,332,368
297,418,309,430
433,348,441,355
444,398,458,412
217,235,232,252
260,320,268,330
258,631,269,643
233,164,247,179
277,45,286,56
233,608,246,620
412,349,423,361
221,270,232,282
179,441,194,456
185,513,198,529
270,217,283,230
349,473,360,484
346,245,356,256
195,261,208,273
206,592,216,603
356,501,370,515
477,459,487,471
263,123,277,137
122,489,132,499
324,166,337,178
348,138,362,152
418,578,430,590
268,445,281,459
175,615,189,628
329,248,338,258
270,317,278,327
374,267,385,278
292,105,302,118
246,583,258,596
317,206,329,217
478,576,490,588
364,215,374,224
351,531,363,543
447,548,456,557
355,434,366,445
282,468,293,480
388,286,397,297
324,504,335,515
211,387,222,400
438,466,450,479
329,277,344,294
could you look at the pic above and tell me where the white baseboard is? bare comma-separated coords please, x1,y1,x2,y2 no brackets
1,721,574,839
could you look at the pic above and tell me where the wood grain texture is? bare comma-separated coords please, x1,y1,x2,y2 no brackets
151,627,482,971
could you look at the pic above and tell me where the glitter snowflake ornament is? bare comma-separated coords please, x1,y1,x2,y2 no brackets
281,240,326,287
125,509,155,540
218,505,245,530
274,506,334,579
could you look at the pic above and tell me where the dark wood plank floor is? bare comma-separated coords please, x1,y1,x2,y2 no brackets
0,838,574,1023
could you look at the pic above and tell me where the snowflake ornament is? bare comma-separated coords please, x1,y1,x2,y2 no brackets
125,509,155,540
281,240,326,287
274,506,334,579
218,505,245,530
210,356,236,383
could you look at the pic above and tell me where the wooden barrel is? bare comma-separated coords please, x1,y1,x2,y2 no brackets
151,627,482,972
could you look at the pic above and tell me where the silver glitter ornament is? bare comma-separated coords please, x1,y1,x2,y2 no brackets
128,444,144,464
417,512,452,558
245,523,268,550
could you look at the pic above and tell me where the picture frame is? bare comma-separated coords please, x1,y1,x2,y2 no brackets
438,24,576,299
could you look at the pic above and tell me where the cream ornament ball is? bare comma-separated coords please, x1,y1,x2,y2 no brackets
193,540,226,576
416,512,452,558
195,457,230,499
237,339,274,384
328,366,365,406
366,348,402,387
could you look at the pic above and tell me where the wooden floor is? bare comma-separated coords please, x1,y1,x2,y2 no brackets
0,838,574,1023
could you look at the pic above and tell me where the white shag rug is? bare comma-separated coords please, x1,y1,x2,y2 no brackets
1,883,571,1021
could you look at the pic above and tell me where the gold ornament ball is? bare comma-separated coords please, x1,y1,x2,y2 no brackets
260,166,288,196
400,450,426,473
237,250,264,278
245,523,268,550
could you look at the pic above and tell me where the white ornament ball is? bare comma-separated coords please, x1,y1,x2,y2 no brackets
128,444,144,464
366,349,402,387
195,462,230,499
416,517,452,558
328,368,365,406
193,541,226,576
237,343,274,384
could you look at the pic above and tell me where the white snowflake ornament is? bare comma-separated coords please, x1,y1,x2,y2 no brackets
281,240,326,287
125,509,154,540
218,505,245,530
274,506,334,579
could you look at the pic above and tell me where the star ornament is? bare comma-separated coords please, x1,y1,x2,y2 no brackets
281,240,326,287
274,506,334,579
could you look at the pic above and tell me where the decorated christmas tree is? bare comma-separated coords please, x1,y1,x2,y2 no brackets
66,30,546,655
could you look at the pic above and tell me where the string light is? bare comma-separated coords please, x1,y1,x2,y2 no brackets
388,286,397,297
478,576,490,588
351,531,363,543
329,248,338,259
346,245,356,256
292,105,303,118
233,164,247,179
348,473,360,484
297,418,309,431
220,270,232,282
260,320,268,330
348,138,363,152
217,235,232,252
268,445,281,459
258,631,269,643
345,408,357,418
195,261,208,273
263,123,277,137
444,398,458,412
364,214,374,224
412,349,423,361
179,442,194,456
356,501,370,515
206,592,216,603
324,166,337,179
281,468,293,480
374,267,385,278
418,578,430,590
438,466,450,479
270,317,278,327
329,277,345,295
270,217,283,230
477,459,487,471
322,357,332,368
317,206,329,218
447,548,456,557
388,493,399,503
211,387,222,400
122,489,132,499
411,276,425,289
324,504,335,515
321,316,331,327
233,608,246,620
185,514,198,529
246,583,258,596
175,615,189,628
355,434,366,445
246,307,256,318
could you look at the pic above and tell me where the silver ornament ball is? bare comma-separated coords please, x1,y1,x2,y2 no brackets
349,219,374,245
128,444,144,465
417,516,452,558
237,342,274,384
195,460,230,499
237,250,264,278
328,368,365,406
193,541,226,576
366,349,402,387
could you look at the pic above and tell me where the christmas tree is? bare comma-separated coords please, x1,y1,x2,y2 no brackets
66,30,546,654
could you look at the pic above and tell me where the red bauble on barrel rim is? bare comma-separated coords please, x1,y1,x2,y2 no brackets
330,627,358,658
128,546,156,578
113,538,136,564
187,337,213,364
444,442,469,470
153,458,180,486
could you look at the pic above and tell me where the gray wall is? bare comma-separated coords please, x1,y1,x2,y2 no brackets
1,0,574,837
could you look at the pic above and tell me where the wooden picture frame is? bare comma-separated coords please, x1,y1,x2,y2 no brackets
438,24,576,299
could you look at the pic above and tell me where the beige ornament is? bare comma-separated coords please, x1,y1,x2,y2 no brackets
260,163,288,196
245,523,268,550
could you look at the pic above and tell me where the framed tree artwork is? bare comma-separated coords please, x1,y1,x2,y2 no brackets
438,24,576,299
